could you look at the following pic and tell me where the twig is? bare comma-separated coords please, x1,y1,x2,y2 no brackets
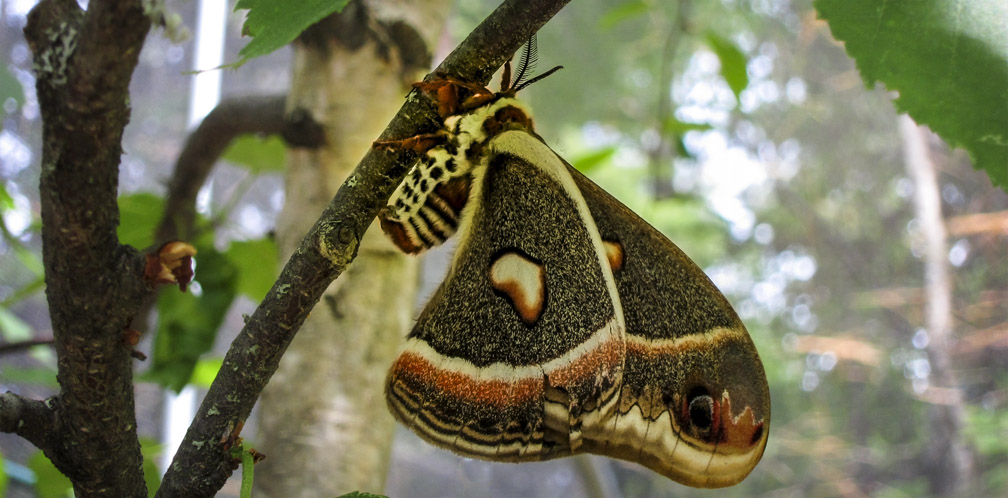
156,95,290,243
0,392,58,451
0,337,54,355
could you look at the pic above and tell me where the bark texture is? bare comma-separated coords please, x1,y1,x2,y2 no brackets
13,0,153,496
255,1,447,495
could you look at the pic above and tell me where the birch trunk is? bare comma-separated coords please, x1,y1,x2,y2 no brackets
899,114,974,495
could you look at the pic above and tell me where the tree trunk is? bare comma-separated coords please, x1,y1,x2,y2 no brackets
256,2,449,496
899,115,974,495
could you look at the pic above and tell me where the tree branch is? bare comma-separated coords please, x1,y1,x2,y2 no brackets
0,337,54,355
0,393,58,456
155,1,572,496
23,0,153,496
156,95,291,243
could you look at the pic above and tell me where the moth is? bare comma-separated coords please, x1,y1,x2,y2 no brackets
376,45,770,488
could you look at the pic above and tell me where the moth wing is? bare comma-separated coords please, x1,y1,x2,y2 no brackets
386,130,626,462
566,165,771,487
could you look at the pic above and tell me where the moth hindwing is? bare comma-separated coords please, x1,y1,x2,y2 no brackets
379,63,770,488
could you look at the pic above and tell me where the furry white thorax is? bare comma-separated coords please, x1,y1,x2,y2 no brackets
385,97,536,223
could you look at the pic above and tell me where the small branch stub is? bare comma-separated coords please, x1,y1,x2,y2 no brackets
144,241,197,291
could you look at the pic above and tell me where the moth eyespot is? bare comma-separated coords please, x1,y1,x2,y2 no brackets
429,166,444,180
412,193,421,203
420,179,429,191
687,387,714,433
395,199,405,209
411,170,422,181
445,158,458,172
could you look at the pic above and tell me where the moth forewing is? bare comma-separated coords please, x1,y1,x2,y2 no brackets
385,127,627,462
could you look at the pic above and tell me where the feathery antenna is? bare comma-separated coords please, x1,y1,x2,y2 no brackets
512,36,539,89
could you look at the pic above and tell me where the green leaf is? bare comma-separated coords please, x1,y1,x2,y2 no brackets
662,116,713,135
599,0,649,29
27,451,72,498
570,146,618,172
0,182,15,210
240,446,255,498
0,65,24,110
705,31,748,102
222,134,287,174
144,245,237,392
118,192,165,249
11,242,44,277
140,437,163,497
0,306,32,341
0,448,8,497
0,366,59,388
226,237,278,301
190,356,224,389
234,0,350,64
815,0,1008,190
647,196,729,267
0,184,44,276
662,117,712,161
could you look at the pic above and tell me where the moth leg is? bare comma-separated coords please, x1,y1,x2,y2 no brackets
380,144,474,254
413,77,496,116
372,132,446,155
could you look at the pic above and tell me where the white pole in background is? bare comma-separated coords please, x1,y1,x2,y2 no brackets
160,0,227,474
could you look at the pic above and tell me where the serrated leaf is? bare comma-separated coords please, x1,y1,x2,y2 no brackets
571,146,618,172
0,65,24,110
222,134,287,174
815,0,1008,190
118,192,165,249
705,32,748,102
227,237,278,301
234,0,350,64
144,246,237,393
27,451,73,498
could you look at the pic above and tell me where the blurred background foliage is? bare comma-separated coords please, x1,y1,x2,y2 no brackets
1,0,1006,496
